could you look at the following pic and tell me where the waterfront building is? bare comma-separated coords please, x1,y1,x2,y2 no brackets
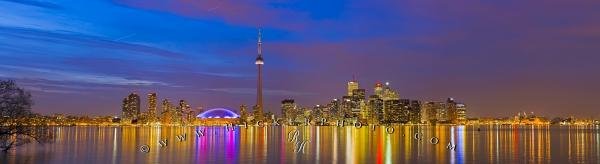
121,92,140,124
147,93,157,123
367,95,384,124
457,103,467,124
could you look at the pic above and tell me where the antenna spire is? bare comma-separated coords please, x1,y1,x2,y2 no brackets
257,28,262,57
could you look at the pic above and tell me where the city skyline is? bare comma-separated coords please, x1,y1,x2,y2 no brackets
1,0,600,118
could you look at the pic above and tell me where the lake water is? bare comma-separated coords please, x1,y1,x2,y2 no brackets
1,125,599,164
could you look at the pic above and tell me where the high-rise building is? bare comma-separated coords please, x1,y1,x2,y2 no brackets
367,95,384,124
398,99,411,123
446,98,458,124
239,105,249,123
456,103,467,124
147,93,157,123
383,99,401,123
121,92,140,123
173,100,189,124
161,99,173,124
281,99,297,123
347,79,359,96
327,99,341,120
409,100,421,124
374,82,384,97
381,82,399,100
254,28,265,123
121,98,129,121
422,101,444,124
352,89,366,100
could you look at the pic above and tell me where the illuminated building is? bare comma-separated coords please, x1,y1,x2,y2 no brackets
161,99,173,124
367,95,384,124
281,99,297,124
121,92,140,124
408,100,421,124
456,103,467,124
446,98,458,124
173,100,190,125
421,101,445,124
327,99,342,120
352,89,366,100
381,82,399,100
313,104,327,123
374,82,384,97
383,99,401,123
197,108,240,125
341,96,359,121
347,78,359,96
239,104,249,123
254,28,265,122
147,93,157,123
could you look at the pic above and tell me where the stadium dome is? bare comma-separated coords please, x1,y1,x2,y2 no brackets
197,108,240,119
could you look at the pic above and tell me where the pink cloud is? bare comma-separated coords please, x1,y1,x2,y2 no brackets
116,0,308,31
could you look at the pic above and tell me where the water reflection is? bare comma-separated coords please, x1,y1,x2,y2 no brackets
1,125,599,163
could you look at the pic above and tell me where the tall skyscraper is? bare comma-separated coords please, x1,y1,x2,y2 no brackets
121,98,129,120
147,93,157,122
446,98,458,123
254,28,264,121
457,103,467,124
409,100,422,124
121,92,140,123
347,78,359,96
367,95,384,124
161,99,173,124
281,99,297,124
374,82,384,97
239,105,249,123
422,101,444,124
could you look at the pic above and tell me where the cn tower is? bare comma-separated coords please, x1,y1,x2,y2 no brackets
254,28,264,117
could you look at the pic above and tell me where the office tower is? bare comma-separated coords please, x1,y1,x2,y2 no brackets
147,93,157,122
239,105,249,123
341,95,359,120
422,101,444,124
367,95,384,124
121,98,129,121
381,82,399,100
347,79,359,96
173,100,189,124
313,104,327,122
457,103,467,124
129,93,140,120
281,99,297,123
374,82,384,97
254,28,265,122
352,89,366,100
161,99,173,124
446,98,458,123
121,92,140,123
383,99,401,123
398,99,411,123
327,99,341,120
409,100,421,124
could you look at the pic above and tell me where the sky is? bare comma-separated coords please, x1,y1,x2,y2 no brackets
1,0,599,118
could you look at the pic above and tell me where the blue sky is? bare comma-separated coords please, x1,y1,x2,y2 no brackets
1,0,599,117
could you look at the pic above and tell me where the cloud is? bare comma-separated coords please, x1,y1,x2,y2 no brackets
0,25,186,58
114,0,308,31
0,65,169,86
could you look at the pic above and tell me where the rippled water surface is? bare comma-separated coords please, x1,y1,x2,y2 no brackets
1,125,599,164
